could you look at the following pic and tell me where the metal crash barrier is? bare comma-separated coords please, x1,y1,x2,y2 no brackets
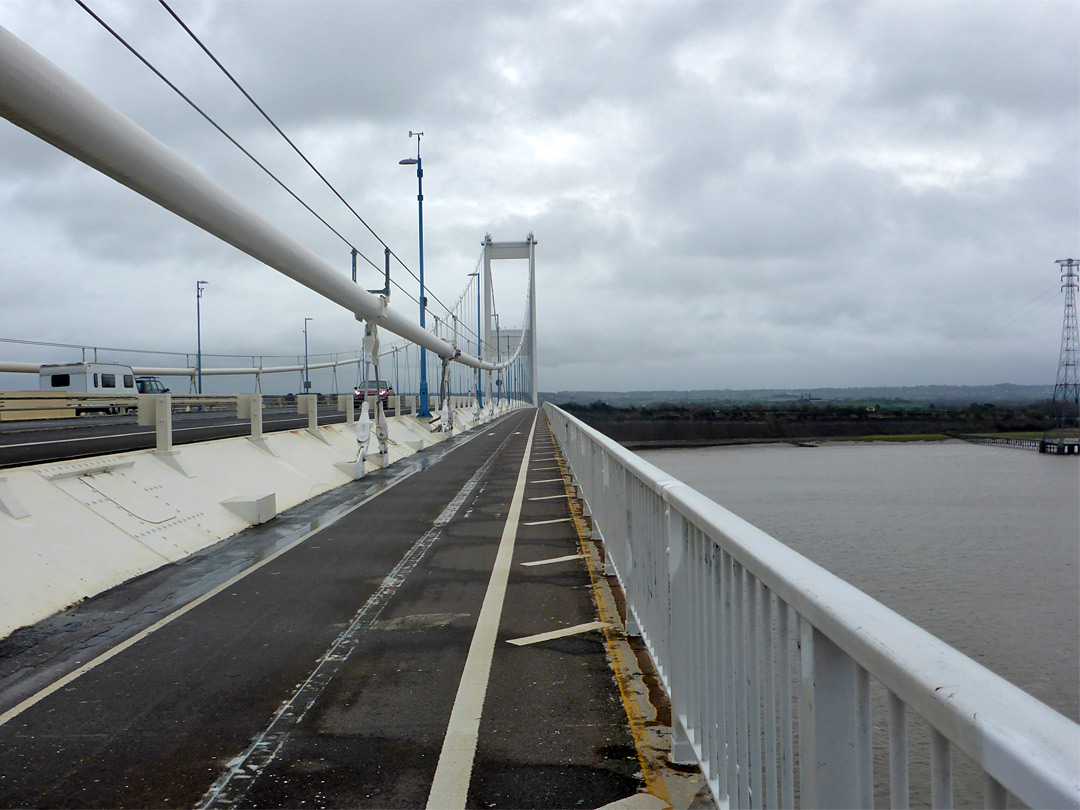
543,403,1079,810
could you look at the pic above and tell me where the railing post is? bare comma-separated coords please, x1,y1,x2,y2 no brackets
337,394,355,424
237,393,263,438
138,393,172,452
298,393,318,429
799,618,862,809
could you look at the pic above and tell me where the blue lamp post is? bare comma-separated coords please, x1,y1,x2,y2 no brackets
196,280,208,394
400,131,430,417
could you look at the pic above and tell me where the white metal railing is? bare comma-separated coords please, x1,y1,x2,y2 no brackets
544,404,1079,810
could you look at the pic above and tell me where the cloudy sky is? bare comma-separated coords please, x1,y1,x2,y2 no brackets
0,0,1077,395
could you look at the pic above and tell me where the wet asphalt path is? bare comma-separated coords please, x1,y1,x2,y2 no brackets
0,408,351,469
0,408,641,808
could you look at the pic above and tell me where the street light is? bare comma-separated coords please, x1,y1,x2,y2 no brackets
399,130,430,417
303,317,313,392
469,270,481,408
196,280,209,394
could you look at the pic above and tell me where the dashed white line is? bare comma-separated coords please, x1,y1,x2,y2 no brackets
506,621,609,647
521,554,583,568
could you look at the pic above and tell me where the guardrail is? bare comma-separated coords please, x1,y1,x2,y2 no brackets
544,404,1079,810
951,433,1042,451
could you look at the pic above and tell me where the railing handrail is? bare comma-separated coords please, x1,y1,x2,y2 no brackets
545,404,1079,809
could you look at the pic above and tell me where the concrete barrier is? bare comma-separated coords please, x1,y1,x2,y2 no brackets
0,403,526,639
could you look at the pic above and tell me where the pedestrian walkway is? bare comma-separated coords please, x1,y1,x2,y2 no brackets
0,409,708,809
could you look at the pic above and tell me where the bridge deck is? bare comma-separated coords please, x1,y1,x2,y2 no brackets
0,409,681,809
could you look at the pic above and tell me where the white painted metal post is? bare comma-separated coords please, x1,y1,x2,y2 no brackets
138,393,172,452
337,394,355,424
799,618,862,809
298,394,318,429
237,393,263,438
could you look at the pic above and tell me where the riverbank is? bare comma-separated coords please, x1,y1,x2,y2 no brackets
562,402,1057,450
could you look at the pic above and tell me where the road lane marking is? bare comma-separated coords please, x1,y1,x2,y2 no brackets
0,466,419,730
530,477,563,484
506,621,609,647
521,554,584,568
528,494,567,501
531,465,561,470
522,517,573,526
199,423,518,809
426,410,538,810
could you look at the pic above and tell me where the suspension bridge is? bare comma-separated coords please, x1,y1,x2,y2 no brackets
0,18,1078,810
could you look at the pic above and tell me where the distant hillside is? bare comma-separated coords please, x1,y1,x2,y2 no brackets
540,384,1054,408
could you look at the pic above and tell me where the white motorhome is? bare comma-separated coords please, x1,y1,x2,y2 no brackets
39,362,138,414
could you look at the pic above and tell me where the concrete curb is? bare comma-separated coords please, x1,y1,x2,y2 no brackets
0,404,522,639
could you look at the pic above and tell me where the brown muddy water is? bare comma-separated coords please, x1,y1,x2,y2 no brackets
639,439,1078,807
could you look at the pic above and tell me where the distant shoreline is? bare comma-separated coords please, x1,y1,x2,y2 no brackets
623,434,957,451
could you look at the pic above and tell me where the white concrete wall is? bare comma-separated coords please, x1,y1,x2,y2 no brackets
0,403,525,639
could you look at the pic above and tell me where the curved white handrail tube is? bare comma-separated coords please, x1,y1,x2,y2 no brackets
544,403,1079,810
0,26,518,373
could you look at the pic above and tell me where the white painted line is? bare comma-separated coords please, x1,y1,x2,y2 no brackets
530,477,563,484
0,466,422,731
521,554,583,568
531,465,561,471
522,517,574,526
426,411,538,810
528,494,567,501
506,621,609,647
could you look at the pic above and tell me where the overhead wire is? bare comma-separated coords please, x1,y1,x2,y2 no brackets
912,281,1062,378
154,0,461,323
73,1,436,313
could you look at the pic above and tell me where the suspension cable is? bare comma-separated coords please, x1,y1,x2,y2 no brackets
154,0,460,321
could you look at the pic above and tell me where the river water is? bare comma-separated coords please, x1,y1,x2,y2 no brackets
639,440,1077,805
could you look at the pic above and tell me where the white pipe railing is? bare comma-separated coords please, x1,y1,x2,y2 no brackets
0,25,520,374
544,403,1079,810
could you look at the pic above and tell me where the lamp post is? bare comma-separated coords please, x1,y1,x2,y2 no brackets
399,131,430,417
303,317,313,393
196,280,208,394
469,270,481,408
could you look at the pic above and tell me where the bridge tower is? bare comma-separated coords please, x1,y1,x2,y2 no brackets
1050,258,1079,434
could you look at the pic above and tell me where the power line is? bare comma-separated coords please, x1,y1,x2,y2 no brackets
155,0,460,321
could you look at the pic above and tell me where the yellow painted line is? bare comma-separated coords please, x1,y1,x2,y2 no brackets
550,423,672,807
0,466,422,730
520,553,583,568
425,411,538,810
506,621,609,647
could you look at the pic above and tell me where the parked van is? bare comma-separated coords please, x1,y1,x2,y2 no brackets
39,362,138,414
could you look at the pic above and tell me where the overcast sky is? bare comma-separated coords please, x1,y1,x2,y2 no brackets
1,0,1077,395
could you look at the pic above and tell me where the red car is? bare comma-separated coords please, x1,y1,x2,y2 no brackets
354,380,394,406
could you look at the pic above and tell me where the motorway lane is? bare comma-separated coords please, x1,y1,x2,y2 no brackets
0,408,351,468
0,409,643,809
